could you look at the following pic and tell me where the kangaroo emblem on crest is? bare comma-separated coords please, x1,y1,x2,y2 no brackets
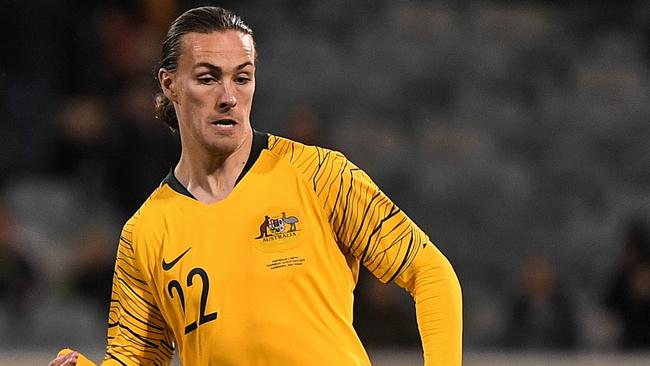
255,215,272,239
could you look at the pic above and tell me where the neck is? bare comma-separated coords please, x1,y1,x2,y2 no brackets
174,128,253,204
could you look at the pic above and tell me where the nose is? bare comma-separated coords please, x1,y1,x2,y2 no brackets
217,83,237,111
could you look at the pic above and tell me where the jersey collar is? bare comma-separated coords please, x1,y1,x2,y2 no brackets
162,129,269,200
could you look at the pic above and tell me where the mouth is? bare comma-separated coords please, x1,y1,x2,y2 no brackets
211,118,238,127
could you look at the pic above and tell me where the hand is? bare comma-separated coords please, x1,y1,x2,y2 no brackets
48,351,79,366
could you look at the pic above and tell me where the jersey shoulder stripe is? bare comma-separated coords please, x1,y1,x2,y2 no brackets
267,134,424,283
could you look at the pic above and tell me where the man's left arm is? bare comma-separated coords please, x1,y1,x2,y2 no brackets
394,239,462,365
282,141,462,364
311,150,462,365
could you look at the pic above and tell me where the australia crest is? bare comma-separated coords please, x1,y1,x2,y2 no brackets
255,211,300,242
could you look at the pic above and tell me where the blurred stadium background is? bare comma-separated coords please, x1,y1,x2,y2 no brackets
1,0,649,364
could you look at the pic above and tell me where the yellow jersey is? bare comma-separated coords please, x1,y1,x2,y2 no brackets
101,131,462,365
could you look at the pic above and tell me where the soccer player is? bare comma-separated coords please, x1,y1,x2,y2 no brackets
50,6,462,366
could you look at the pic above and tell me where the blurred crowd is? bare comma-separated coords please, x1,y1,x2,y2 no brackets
1,0,649,352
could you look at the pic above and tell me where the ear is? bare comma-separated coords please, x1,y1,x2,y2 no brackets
158,68,178,103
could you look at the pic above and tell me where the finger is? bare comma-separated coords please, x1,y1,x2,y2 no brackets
62,354,79,366
49,352,78,366
49,354,68,366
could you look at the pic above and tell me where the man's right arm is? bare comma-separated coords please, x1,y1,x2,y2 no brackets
50,217,175,366
102,218,175,365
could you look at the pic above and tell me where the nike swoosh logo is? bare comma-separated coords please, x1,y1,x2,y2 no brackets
162,247,191,271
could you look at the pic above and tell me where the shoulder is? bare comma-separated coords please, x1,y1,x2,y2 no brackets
266,133,350,174
121,184,174,246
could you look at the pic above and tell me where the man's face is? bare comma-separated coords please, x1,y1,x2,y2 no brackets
162,30,256,156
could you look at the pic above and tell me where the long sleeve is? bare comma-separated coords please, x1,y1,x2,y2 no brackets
271,135,462,365
394,242,462,365
102,217,175,365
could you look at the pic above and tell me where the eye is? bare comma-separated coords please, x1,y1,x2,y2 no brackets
197,76,217,84
235,75,251,85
